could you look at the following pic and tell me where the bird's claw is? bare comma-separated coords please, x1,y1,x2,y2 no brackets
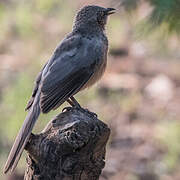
62,106,97,118
82,108,98,118
62,107,72,112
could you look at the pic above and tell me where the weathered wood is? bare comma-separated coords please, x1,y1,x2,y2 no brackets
24,107,110,180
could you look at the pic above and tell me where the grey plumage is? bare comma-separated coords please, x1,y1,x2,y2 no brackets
4,5,115,173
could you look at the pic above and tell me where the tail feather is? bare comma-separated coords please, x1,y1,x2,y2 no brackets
3,94,41,174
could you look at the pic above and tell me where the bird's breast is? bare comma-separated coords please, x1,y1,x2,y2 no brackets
82,52,107,90
81,34,108,90
87,58,107,87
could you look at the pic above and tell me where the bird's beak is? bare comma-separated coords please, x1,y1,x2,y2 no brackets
106,8,116,15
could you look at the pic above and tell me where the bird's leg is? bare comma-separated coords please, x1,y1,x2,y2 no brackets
70,97,97,118
62,99,75,112
65,97,97,118
67,99,75,107
70,96,81,108
84,108,98,118
63,97,81,112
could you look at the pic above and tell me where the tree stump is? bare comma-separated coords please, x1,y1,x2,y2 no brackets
24,107,110,180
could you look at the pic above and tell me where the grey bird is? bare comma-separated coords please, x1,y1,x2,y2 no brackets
3,5,115,173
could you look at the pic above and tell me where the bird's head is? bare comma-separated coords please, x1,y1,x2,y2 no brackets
74,5,115,31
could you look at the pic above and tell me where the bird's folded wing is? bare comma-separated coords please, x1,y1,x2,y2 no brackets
40,66,93,113
39,35,97,113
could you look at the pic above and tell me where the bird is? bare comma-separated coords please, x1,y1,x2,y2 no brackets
3,5,115,173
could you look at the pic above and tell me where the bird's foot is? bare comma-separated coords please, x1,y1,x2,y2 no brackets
80,108,98,118
62,105,97,118
62,106,73,112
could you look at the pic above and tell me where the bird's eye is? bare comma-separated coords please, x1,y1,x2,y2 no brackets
98,11,105,17
101,11,105,16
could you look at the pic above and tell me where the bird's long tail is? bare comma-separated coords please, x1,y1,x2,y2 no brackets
3,94,41,174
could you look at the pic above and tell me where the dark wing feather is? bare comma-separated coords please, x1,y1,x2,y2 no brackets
25,71,43,111
39,34,98,113
25,62,48,111
40,67,93,113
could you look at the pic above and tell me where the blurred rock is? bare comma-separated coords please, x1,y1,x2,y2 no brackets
145,74,175,103
130,42,147,58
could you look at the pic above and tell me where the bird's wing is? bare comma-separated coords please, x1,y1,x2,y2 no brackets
40,34,100,113
25,70,43,111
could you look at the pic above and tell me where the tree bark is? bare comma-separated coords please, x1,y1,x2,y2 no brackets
24,107,110,180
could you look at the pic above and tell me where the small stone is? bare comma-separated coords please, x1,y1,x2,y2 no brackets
145,74,175,103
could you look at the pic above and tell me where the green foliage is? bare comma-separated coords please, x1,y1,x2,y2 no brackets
0,3,5,20
35,0,60,15
148,0,180,34
115,0,180,35
121,0,140,12
157,121,180,170
0,73,33,140
15,4,34,37
0,3,8,40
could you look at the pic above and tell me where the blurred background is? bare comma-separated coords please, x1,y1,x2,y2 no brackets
1,0,180,179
